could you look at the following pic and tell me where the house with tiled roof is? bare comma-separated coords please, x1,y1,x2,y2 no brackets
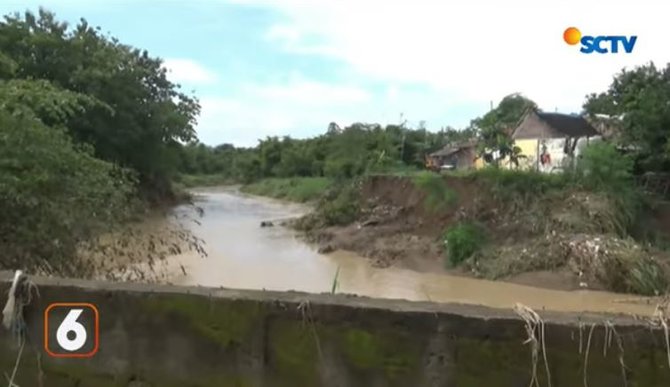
510,109,602,172
426,140,482,171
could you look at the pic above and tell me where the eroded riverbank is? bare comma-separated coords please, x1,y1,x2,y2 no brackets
160,187,662,317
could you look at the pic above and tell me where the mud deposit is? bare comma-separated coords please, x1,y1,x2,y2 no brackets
157,187,666,316
303,175,670,294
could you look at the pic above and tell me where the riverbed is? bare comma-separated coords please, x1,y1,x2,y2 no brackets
163,187,658,316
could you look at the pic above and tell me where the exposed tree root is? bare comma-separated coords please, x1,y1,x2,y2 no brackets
651,300,670,369
609,323,629,387
514,303,552,387
583,323,596,387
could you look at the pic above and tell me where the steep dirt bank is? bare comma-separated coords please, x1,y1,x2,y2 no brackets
300,175,481,272
298,174,670,294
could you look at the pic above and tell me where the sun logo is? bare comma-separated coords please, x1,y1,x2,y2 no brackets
563,26,637,54
563,27,581,45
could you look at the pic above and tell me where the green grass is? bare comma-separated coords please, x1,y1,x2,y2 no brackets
175,174,233,188
444,222,487,267
366,164,423,177
466,167,570,201
241,177,333,202
412,171,458,211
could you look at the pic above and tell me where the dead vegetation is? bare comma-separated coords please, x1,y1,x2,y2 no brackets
59,207,207,283
463,186,670,295
512,300,670,387
297,167,670,295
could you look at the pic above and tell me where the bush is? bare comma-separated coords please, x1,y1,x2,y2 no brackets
444,222,486,266
470,167,568,203
0,111,137,276
574,142,634,192
413,171,458,211
626,259,669,296
574,142,644,234
320,182,361,226
568,235,669,296
324,158,364,179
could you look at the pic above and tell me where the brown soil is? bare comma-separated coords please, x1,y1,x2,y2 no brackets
303,175,488,274
302,175,670,293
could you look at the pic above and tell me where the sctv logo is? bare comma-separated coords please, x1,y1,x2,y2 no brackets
563,27,637,54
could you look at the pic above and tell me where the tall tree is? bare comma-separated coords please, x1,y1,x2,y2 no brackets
0,9,200,200
471,93,537,166
583,62,670,172
0,8,203,276
0,82,135,275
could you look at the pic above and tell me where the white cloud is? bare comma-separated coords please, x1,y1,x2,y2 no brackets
255,0,670,113
162,58,219,84
265,24,301,44
386,86,399,103
196,78,474,146
195,78,375,146
249,79,371,105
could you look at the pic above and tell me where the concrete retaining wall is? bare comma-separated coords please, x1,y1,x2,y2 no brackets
0,272,668,387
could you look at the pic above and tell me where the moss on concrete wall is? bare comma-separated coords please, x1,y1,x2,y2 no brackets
0,274,668,387
143,294,266,348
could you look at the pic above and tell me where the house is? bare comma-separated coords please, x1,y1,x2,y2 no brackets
511,110,601,173
426,140,482,171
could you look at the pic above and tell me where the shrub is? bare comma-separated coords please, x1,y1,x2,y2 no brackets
443,222,486,266
413,171,458,211
318,180,361,226
574,142,644,234
471,167,568,203
627,259,669,296
0,111,137,276
574,142,634,192
289,177,332,202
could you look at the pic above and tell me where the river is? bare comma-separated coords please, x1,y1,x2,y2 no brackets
163,187,657,316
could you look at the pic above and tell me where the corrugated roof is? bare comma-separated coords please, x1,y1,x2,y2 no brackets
535,112,600,137
429,140,478,157
430,146,460,157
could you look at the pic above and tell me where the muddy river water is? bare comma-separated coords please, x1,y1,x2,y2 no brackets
164,187,657,316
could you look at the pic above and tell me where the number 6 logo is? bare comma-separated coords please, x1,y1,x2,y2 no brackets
44,303,99,358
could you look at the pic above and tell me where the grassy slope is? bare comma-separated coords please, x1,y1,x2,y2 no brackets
241,177,332,202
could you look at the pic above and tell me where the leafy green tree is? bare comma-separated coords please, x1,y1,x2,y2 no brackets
176,120,467,180
583,62,670,172
0,79,109,126
575,142,634,192
257,136,284,176
0,109,135,276
0,9,200,200
0,9,206,276
441,126,477,146
472,93,536,166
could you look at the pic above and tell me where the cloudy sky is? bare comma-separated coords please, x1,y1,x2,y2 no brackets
2,0,669,146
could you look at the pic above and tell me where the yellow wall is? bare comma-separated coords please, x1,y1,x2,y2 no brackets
495,139,538,170
516,139,538,171
472,139,539,171
516,139,538,159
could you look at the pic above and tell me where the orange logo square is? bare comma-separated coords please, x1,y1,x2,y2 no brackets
44,303,99,358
